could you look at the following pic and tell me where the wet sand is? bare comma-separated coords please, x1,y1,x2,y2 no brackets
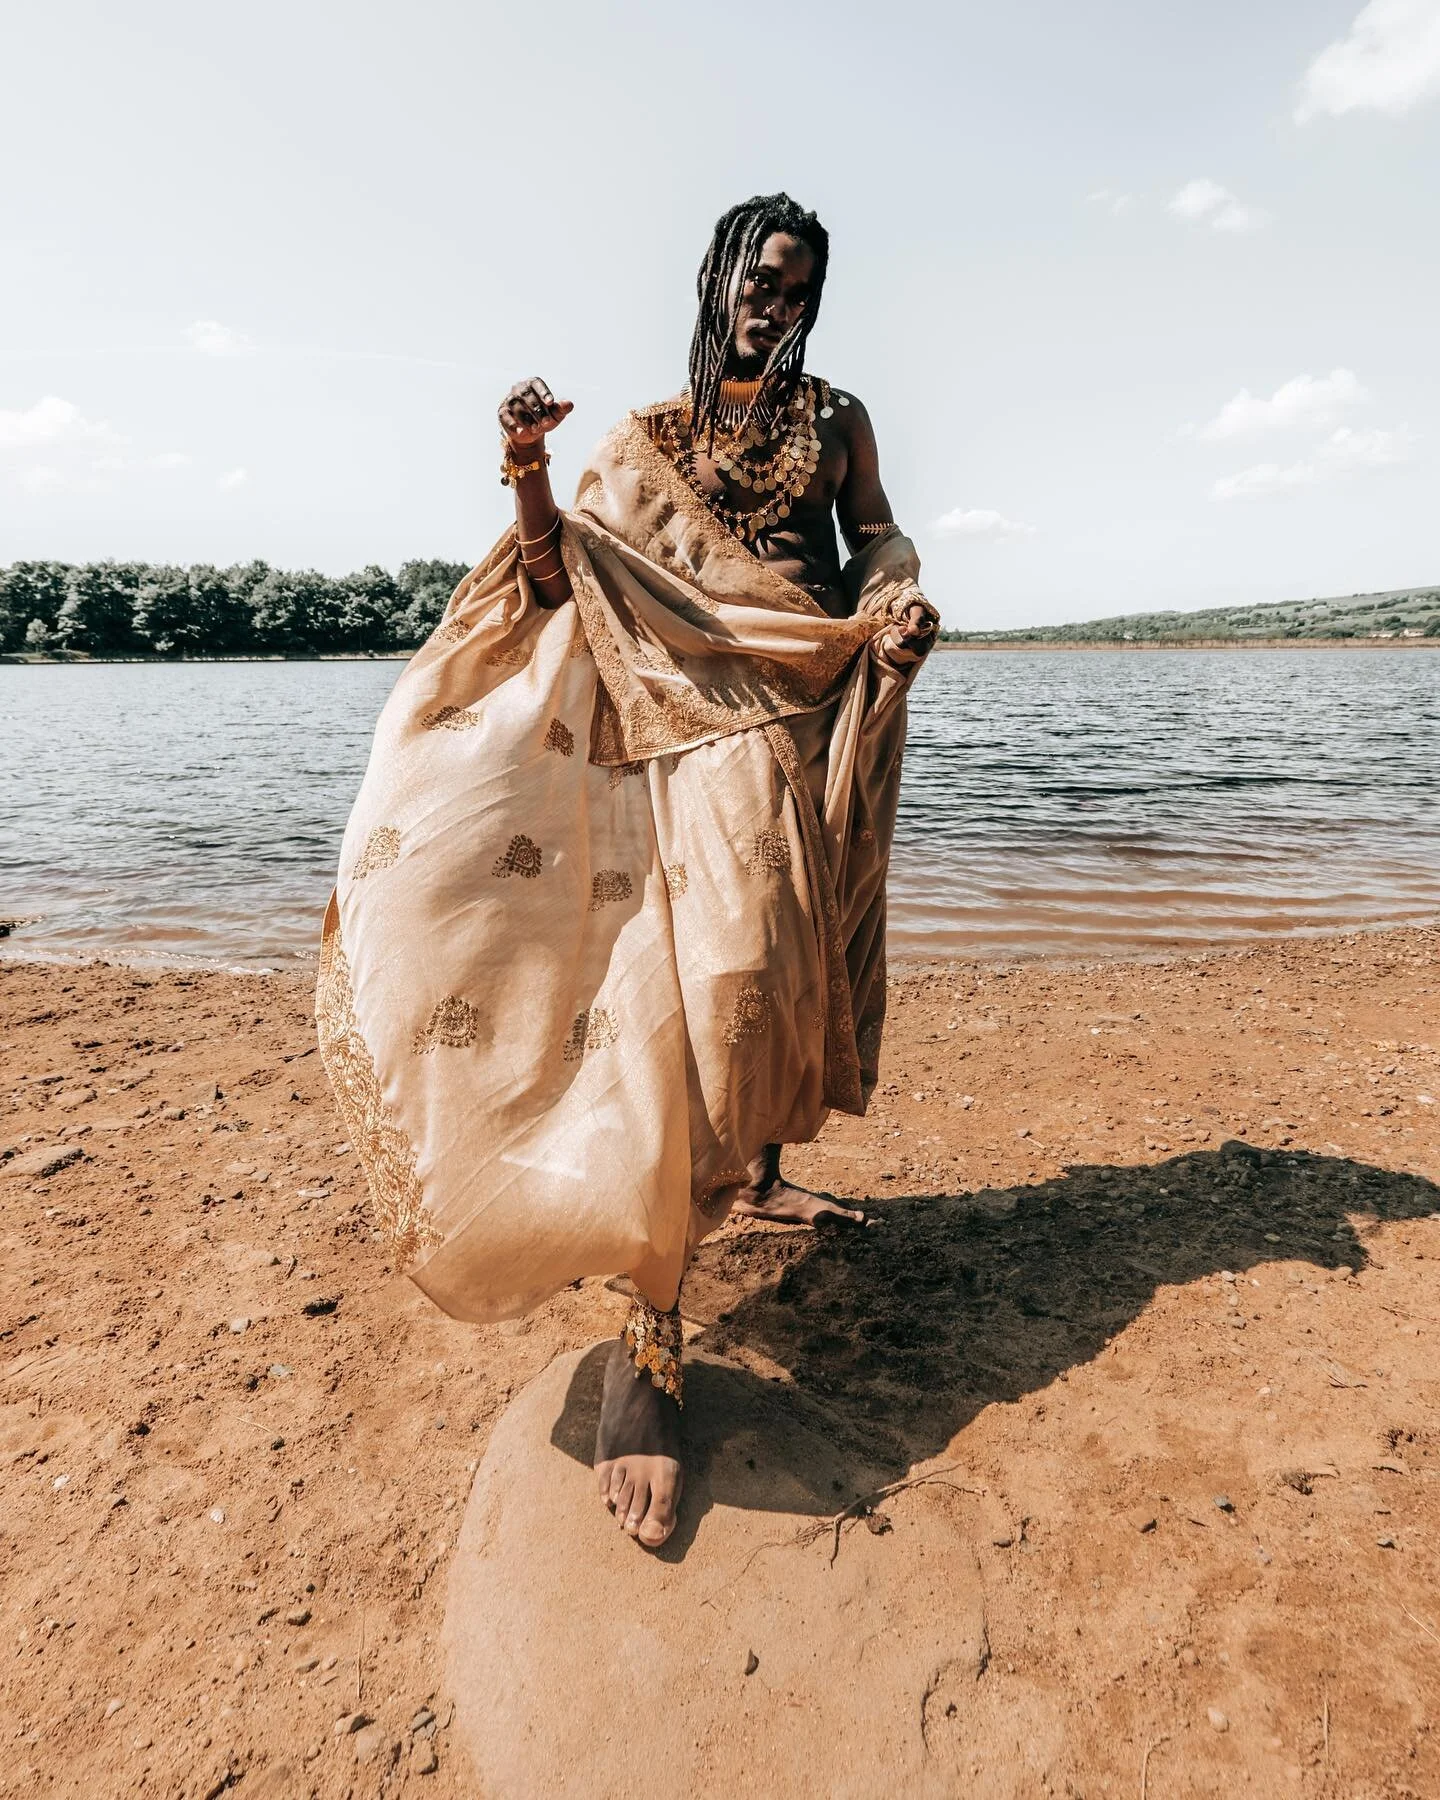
2,927,1438,1797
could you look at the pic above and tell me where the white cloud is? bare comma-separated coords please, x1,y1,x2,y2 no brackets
18,465,66,494
217,466,249,491
1086,188,1135,215
1192,369,1369,441
1168,178,1268,234
1296,0,1440,121
1212,425,1414,500
0,394,115,451
931,507,1036,540
185,319,252,356
147,450,192,471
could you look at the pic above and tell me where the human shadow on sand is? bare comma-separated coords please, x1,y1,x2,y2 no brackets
551,1141,1438,1552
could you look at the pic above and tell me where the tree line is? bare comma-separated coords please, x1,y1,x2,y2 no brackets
0,559,471,659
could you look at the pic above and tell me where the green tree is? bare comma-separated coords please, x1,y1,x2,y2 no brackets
248,567,344,655
52,562,146,656
395,558,468,646
0,560,72,652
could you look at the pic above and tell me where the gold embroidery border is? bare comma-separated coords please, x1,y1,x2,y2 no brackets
315,892,442,1271
761,721,863,1116
559,524,874,768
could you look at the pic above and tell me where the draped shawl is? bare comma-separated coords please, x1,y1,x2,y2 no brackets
316,413,931,1322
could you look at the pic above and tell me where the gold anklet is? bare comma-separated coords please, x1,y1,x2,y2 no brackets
623,1295,683,1406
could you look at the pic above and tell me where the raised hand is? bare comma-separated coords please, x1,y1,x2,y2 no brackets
498,377,573,451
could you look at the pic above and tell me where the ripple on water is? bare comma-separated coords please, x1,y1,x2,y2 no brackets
1,649,1437,966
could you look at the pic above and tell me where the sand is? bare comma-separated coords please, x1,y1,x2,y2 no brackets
1,926,1437,1798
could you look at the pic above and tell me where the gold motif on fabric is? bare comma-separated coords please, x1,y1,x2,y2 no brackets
723,984,772,1046
412,996,479,1055
589,869,633,909
486,642,534,669
608,760,645,788
314,909,440,1271
853,825,877,850
422,704,481,732
544,717,576,757
348,825,401,880
492,834,543,879
434,616,472,644
747,828,792,875
664,863,688,899
563,1006,619,1061
623,1296,683,1405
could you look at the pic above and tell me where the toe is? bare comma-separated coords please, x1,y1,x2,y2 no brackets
613,1472,635,1525
638,1487,677,1548
624,1476,651,1536
596,1461,615,1502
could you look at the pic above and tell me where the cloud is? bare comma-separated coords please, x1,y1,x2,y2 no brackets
1191,368,1369,441
1296,0,1440,120
0,394,116,451
217,466,249,491
1086,188,1135,215
1168,178,1268,233
1212,425,1414,500
185,319,252,356
18,465,66,494
931,507,1035,541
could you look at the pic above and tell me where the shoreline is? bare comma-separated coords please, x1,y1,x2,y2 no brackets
6,911,1440,981
4,637,1439,667
934,635,1439,652
2,925,1438,1792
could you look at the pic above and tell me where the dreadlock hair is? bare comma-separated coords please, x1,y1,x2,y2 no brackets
688,192,829,449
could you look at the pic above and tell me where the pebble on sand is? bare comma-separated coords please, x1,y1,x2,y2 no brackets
1207,1708,1230,1732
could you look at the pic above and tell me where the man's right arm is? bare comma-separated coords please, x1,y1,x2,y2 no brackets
497,378,574,609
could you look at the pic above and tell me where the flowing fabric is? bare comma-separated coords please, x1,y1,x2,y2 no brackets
316,411,932,1323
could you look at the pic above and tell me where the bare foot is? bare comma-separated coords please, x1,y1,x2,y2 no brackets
731,1178,869,1227
731,1144,869,1227
594,1340,683,1549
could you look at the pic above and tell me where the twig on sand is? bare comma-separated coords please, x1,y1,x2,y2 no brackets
1322,1683,1330,1759
793,1466,986,1568
702,1466,987,1605
1401,1605,1440,1646
1140,1733,1170,1800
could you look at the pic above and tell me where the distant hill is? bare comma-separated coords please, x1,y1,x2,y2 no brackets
942,584,1440,645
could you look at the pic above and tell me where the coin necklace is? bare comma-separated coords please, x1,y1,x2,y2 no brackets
664,377,824,545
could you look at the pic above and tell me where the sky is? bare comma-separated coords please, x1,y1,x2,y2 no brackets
2,0,1438,630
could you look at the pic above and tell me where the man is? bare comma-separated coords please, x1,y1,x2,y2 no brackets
318,193,937,1552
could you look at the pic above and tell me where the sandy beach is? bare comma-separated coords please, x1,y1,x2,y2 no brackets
3,927,1438,1797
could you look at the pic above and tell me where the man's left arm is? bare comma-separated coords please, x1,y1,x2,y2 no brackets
834,392,937,658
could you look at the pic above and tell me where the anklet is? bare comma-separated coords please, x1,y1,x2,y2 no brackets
623,1295,684,1407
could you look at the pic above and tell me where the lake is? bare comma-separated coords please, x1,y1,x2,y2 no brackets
2,650,1437,968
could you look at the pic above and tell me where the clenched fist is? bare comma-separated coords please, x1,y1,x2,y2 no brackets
498,377,573,452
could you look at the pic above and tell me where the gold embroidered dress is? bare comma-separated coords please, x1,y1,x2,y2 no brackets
317,410,931,1323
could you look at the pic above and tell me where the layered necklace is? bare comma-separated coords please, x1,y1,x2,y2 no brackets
658,375,826,545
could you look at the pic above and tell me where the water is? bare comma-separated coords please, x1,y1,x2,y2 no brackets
1,651,1437,969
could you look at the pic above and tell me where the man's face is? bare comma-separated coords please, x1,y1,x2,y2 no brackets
730,233,817,372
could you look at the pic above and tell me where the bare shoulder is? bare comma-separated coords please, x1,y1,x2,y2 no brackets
822,385,878,446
